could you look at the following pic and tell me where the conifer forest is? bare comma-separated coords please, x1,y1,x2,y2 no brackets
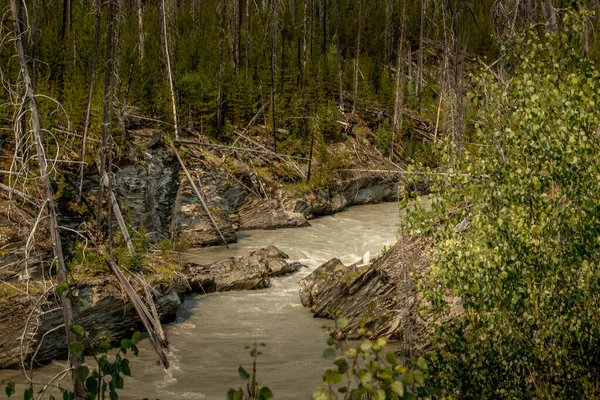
2,0,600,399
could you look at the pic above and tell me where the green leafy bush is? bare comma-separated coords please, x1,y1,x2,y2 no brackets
313,318,434,400
405,11,600,398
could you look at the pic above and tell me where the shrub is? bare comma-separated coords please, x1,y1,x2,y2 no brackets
405,11,600,398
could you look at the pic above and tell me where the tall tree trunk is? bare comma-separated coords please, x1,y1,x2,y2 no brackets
9,0,84,395
271,0,279,152
542,0,557,32
245,0,250,76
333,0,343,110
217,0,225,133
66,0,72,31
160,0,180,139
415,0,426,110
235,0,242,72
97,0,115,236
137,0,144,60
384,0,393,69
310,0,314,58
32,0,38,90
78,0,102,201
352,0,363,114
302,0,308,114
390,0,406,160
322,0,327,54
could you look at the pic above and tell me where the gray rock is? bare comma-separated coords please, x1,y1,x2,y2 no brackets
239,199,309,230
299,238,433,351
185,246,303,292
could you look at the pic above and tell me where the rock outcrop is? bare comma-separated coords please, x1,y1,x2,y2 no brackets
238,198,309,230
0,246,304,369
184,246,304,292
299,237,432,351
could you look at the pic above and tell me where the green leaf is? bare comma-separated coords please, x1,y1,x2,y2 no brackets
24,388,33,400
120,359,131,376
335,318,348,329
70,325,85,337
76,366,89,382
238,366,250,380
390,381,404,396
322,369,343,385
402,371,414,386
69,341,84,356
62,390,75,400
227,389,243,400
56,283,69,297
258,387,274,399
413,370,424,385
85,377,98,394
386,352,397,364
5,381,15,397
132,331,141,343
322,347,337,360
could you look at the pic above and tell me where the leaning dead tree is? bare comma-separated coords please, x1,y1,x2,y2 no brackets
9,0,84,396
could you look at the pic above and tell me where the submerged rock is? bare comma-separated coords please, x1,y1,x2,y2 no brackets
299,237,433,352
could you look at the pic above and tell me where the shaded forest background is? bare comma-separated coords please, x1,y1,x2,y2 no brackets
3,0,598,169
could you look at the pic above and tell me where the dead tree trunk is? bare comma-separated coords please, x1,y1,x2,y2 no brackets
160,0,180,139
9,0,84,395
542,0,557,32
97,0,115,236
245,0,251,76
322,0,327,54
137,0,145,60
32,0,38,90
77,0,102,201
415,0,426,110
310,0,314,58
352,0,363,114
271,0,279,152
217,0,225,134
384,0,393,69
390,0,406,161
333,0,343,110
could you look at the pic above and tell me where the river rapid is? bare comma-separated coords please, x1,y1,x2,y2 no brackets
1,202,401,399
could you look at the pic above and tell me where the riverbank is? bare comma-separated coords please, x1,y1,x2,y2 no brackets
0,246,303,369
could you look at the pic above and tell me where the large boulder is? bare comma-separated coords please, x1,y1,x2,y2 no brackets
185,246,304,292
238,198,309,230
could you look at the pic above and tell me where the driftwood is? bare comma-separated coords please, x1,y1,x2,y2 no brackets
171,145,230,248
105,256,169,368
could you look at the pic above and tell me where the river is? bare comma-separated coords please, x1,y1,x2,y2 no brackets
0,202,401,399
